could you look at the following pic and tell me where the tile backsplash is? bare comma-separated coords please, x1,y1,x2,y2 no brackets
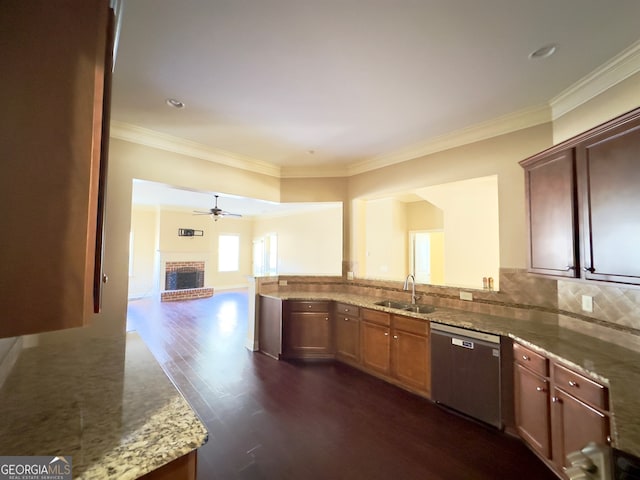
260,268,640,350
558,280,640,333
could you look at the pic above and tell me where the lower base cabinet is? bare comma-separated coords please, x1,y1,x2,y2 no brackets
513,342,611,476
391,314,430,395
360,309,392,375
514,363,551,459
359,309,431,396
282,301,332,359
139,451,197,480
334,302,360,363
551,386,610,471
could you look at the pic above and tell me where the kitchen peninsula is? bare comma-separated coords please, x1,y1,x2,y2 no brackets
0,328,207,479
258,289,640,464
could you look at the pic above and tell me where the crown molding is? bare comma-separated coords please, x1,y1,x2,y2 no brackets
280,164,350,178
110,121,282,178
550,39,640,120
347,104,551,176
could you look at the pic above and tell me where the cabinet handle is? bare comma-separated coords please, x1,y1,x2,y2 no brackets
344,308,349,312
568,380,579,387
343,317,349,321
393,335,398,339
102,274,109,284
384,332,389,336
536,386,546,392
522,355,530,361
583,266,595,273
308,305,312,308
552,396,562,404
565,265,575,271
325,317,329,321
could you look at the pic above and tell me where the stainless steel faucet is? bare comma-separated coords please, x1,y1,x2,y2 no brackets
403,274,418,304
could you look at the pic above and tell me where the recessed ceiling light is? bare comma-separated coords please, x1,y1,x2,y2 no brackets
529,44,557,60
165,98,186,109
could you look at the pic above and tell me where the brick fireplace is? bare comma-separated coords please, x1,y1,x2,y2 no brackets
161,261,214,302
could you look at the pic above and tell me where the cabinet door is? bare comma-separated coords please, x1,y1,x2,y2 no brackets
0,0,112,337
577,119,640,285
392,330,429,393
551,387,610,469
335,315,360,363
283,312,331,357
258,296,282,360
514,364,551,459
523,149,579,277
361,321,391,375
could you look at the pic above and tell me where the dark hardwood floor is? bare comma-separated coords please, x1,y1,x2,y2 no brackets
127,291,556,480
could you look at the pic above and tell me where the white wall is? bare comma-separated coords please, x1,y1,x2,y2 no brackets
364,198,407,279
252,206,342,275
128,206,157,298
416,175,500,289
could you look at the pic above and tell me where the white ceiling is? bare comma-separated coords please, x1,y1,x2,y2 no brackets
112,0,640,176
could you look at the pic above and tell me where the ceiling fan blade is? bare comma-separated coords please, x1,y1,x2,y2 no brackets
193,210,213,215
218,210,242,217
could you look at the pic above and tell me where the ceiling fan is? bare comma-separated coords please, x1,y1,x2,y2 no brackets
193,194,242,221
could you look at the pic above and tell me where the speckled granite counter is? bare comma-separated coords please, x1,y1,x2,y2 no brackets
263,291,640,458
0,329,208,479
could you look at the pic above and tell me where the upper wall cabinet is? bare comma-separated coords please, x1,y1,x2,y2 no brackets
0,0,114,338
521,107,640,286
522,149,578,277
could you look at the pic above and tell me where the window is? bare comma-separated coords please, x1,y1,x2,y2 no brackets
128,231,134,277
253,233,277,276
218,234,240,272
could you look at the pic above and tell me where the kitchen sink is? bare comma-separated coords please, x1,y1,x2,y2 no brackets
402,304,436,314
373,300,436,314
374,300,409,309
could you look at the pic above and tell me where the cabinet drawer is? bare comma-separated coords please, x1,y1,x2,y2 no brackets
335,302,359,317
552,363,608,410
361,308,391,326
288,301,329,313
392,314,429,336
514,343,548,377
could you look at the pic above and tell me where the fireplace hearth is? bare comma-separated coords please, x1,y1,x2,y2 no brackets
161,261,214,302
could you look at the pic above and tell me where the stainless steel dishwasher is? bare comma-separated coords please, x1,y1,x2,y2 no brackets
430,323,502,428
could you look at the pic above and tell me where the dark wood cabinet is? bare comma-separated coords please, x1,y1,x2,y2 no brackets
513,342,611,476
514,363,551,459
0,0,114,338
282,301,332,359
334,303,360,364
139,451,197,480
360,310,430,395
262,300,432,398
520,107,640,286
391,315,430,394
360,309,391,375
577,118,640,284
258,296,282,360
523,149,578,277
550,387,610,470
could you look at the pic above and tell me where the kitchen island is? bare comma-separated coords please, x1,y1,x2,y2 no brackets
0,328,208,479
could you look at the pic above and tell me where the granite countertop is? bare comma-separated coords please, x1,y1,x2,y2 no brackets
0,329,208,479
264,291,640,458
